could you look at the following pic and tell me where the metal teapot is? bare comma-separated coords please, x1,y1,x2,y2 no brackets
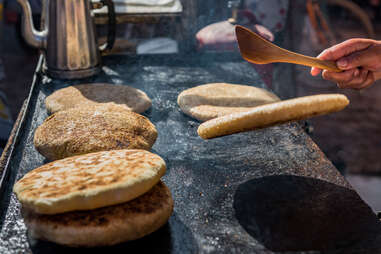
17,0,115,79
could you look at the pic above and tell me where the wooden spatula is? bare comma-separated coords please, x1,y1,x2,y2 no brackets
235,25,341,72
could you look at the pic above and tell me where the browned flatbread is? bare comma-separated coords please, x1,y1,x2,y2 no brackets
14,149,166,214
22,181,173,247
34,105,157,161
45,83,151,114
198,94,349,139
177,83,280,122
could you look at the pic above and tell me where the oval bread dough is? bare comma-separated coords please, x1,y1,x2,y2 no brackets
177,83,280,122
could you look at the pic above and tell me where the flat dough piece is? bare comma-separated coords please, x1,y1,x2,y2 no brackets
14,149,166,214
198,94,349,139
22,181,173,247
45,83,152,114
34,105,157,161
177,83,280,122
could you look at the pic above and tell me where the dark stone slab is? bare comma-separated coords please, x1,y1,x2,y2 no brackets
0,53,380,253
234,175,380,252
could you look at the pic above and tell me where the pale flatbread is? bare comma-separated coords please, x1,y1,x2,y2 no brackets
45,83,151,114
14,149,166,214
177,83,280,122
198,94,349,139
22,181,173,247
34,105,157,161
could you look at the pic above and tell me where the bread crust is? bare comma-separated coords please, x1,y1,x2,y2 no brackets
14,149,166,214
177,83,280,122
198,94,349,139
34,105,157,161
45,83,152,114
22,181,173,247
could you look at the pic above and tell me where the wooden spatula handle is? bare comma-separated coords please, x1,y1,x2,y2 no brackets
311,59,341,72
280,51,341,72
294,56,341,72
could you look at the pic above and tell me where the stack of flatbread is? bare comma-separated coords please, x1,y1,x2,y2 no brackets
14,83,173,246
177,83,349,139
14,149,173,247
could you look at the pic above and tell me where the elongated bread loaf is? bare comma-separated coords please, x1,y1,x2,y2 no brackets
198,94,349,139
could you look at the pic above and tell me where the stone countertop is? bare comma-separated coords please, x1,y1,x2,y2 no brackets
0,53,380,253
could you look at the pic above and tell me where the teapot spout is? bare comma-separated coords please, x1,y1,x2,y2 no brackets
17,0,47,49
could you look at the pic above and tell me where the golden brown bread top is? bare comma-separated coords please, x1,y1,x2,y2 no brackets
34,105,157,160
45,83,152,114
177,83,280,121
198,94,349,139
14,149,166,214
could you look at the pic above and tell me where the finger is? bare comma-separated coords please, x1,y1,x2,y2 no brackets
322,68,358,85
337,69,368,89
354,71,375,90
317,39,374,61
337,69,375,90
310,67,322,76
373,70,381,81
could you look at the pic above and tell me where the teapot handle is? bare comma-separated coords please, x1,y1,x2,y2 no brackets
98,0,116,52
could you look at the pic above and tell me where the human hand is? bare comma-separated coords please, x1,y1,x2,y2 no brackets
311,39,381,89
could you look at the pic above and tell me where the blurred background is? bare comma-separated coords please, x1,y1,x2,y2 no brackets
1,0,381,212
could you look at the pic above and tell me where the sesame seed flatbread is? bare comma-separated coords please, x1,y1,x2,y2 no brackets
45,83,151,114
198,94,349,139
34,105,157,161
177,83,280,122
14,149,166,214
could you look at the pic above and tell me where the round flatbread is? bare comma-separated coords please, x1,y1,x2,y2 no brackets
198,94,349,139
34,105,157,161
45,83,151,114
177,83,280,122
14,149,166,214
22,181,173,247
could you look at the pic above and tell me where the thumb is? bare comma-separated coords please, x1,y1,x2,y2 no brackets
318,39,374,61
336,47,378,71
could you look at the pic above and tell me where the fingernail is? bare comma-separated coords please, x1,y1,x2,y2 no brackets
338,59,348,68
354,69,360,77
